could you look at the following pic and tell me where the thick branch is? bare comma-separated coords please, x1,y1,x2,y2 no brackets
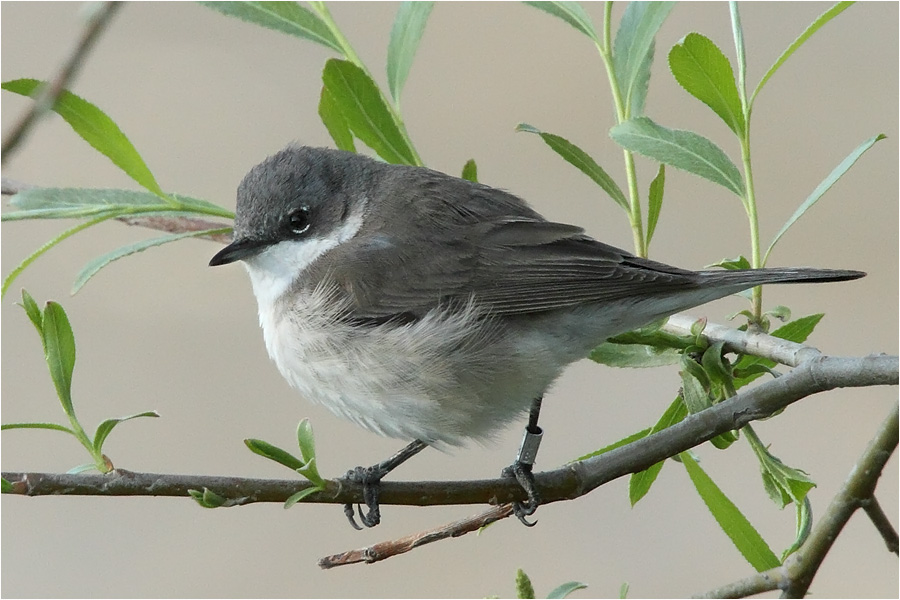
4,354,896,510
696,402,899,599
2,2,122,161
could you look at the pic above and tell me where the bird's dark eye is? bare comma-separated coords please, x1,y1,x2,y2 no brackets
288,207,310,235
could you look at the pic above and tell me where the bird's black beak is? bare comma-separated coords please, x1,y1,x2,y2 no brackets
209,237,270,266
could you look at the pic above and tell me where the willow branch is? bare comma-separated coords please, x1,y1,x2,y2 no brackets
2,2,122,161
5,354,895,508
696,402,898,599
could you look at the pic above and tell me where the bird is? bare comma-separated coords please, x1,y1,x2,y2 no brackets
209,145,864,528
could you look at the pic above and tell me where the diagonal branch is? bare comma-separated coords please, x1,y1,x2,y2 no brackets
696,401,898,599
2,2,123,161
5,354,896,538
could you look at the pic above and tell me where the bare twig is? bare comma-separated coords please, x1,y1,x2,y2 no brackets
862,496,899,554
2,2,122,161
318,504,514,568
696,402,899,599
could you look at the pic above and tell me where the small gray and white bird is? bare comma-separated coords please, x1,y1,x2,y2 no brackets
210,145,863,527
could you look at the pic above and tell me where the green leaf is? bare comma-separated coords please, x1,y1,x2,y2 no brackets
72,227,231,294
517,123,627,210
629,396,687,505
1,478,13,493
199,1,342,52
751,1,855,106
729,2,748,104
619,582,629,599
523,1,599,42
19,289,43,337
547,581,588,599
610,117,744,197
646,164,665,245
2,214,122,299
41,302,77,418
2,79,167,199
461,158,478,182
668,33,745,136
318,87,356,152
321,59,417,165
613,2,674,117
516,568,536,600
708,255,752,271
284,486,322,508
1,422,75,434
680,369,711,415
680,451,781,571
589,341,680,368
782,497,812,561
574,427,651,462
296,418,317,463
67,463,100,475
92,411,160,453
764,133,885,264
387,1,433,104
244,438,305,471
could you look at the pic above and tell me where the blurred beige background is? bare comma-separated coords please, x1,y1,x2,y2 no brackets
2,2,897,598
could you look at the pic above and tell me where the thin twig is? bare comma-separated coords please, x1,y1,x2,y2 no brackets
318,504,514,568
696,402,899,598
2,2,122,161
861,496,899,555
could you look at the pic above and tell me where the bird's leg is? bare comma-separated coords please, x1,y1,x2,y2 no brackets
343,438,429,530
501,396,544,526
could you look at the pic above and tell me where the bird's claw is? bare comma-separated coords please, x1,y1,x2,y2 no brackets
342,465,383,529
502,460,541,527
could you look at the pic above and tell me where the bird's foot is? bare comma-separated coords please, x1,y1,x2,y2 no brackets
342,464,385,530
501,459,542,526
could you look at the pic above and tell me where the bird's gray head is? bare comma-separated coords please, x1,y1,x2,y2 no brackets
210,146,379,267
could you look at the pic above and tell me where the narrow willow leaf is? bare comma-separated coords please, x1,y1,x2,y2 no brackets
42,302,77,418
244,438,305,471
387,1,433,103
1,478,13,493
5,187,161,220
523,1,599,42
574,427,651,462
764,133,884,264
629,396,687,505
680,452,781,571
619,582,629,599
646,164,665,245
199,1,342,52
1,422,75,434
284,486,322,508
680,369,711,415
729,2,748,102
67,463,100,475
318,87,356,152
92,411,160,452
751,1,854,106
668,33,745,136
517,123,628,210
189,487,229,508
589,341,680,368
2,79,167,199
629,40,655,117
461,159,478,182
547,581,589,599
516,568,536,600
614,2,674,117
72,228,231,294
19,289,44,337
782,497,812,560
610,117,744,197
322,59,417,165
